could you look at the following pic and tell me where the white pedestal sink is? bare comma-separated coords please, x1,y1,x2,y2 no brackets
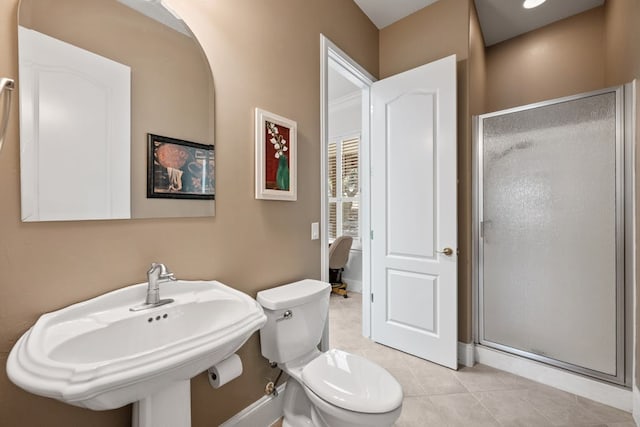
6,280,267,427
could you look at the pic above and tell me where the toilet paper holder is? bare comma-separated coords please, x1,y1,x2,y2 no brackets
208,353,243,389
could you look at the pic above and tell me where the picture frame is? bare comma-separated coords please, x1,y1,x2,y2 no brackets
255,108,297,201
147,133,215,200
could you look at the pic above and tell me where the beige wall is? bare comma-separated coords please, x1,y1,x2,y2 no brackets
379,0,474,342
0,0,378,425
466,3,485,344
485,7,606,113
379,0,469,79
604,0,640,87
469,2,486,117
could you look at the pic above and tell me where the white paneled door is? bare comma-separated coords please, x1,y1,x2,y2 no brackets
19,26,131,222
370,55,458,369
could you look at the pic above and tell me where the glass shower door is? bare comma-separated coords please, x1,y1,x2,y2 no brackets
477,88,624,384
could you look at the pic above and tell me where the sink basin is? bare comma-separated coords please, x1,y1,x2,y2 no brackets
7,280,266,413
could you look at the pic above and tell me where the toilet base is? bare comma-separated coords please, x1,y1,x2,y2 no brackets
281,378,401,427
281,379,314,427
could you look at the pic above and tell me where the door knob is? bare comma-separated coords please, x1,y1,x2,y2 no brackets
437,247,454,256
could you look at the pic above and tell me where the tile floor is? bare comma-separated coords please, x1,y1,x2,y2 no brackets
327,292,635,427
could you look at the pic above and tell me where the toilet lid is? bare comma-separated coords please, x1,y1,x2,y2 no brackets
301,349,403,413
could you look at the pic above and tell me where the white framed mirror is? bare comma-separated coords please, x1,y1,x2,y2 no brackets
18,0,215,221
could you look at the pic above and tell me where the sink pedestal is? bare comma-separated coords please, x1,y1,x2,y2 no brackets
132,380,191,427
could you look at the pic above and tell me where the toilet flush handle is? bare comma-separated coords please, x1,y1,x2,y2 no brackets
277,310,293,322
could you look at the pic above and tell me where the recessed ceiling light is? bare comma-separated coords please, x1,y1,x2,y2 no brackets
523,0,546,9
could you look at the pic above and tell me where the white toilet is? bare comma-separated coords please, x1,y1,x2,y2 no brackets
257,279,403,427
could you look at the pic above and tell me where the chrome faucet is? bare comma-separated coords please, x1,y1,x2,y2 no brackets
130,263,177,311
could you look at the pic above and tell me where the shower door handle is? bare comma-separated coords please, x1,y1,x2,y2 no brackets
437,247,454,256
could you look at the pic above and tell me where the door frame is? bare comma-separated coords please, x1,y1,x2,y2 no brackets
320,35,375,347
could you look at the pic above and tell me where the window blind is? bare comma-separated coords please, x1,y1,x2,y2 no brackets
328,136,360,241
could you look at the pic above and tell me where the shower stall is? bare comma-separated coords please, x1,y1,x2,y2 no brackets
474,84,634,386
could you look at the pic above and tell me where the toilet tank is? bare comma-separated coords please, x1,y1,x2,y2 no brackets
257,279,330,364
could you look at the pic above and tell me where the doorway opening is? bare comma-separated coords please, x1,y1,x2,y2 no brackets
320,39,460,370
320,35,375,345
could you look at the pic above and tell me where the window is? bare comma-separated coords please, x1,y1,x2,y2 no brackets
328,135,360,243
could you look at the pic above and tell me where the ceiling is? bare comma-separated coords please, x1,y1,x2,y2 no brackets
474,0,604,46
117,0,190,37
328,66,360,101
352,0,439,29
353,0,605,45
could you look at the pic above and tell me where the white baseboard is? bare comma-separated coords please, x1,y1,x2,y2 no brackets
476,345,632,412
457,342,475,367
219,384,285,427
633,385,640,425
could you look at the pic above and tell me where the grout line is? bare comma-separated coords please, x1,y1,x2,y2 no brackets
474,388,557,426
527,398,557,426
467,392,503,426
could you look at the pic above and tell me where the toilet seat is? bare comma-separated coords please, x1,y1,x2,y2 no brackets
301,349,403,413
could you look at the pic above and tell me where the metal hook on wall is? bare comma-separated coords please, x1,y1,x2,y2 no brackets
0,77,16,153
